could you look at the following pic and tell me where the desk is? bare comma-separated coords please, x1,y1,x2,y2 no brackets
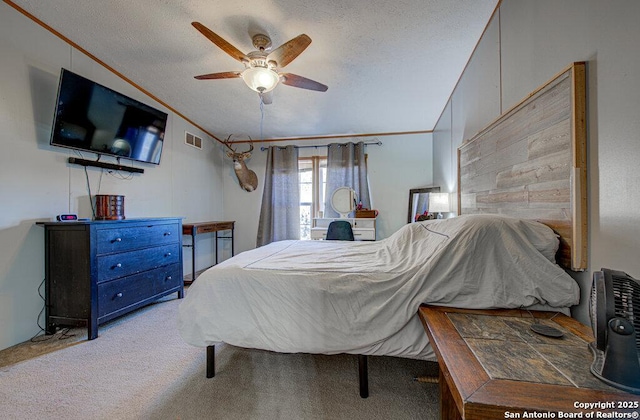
310,217,376,240
182,221,234,283
418,306,637,420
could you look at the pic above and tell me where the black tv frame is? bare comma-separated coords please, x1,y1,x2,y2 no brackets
50,68,167,170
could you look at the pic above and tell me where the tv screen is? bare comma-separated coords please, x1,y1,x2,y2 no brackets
50,69,168,165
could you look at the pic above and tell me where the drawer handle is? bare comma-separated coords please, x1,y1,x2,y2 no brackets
112,237,122,243
116,292,123,298
165,252,172,257
114,263,122,269
166,276,172,281
164,232,172,236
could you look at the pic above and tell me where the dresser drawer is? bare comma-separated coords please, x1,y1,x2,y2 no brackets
155,263,182,294
97,243,180,283
97,264,182,318
353,229,376,241
98,264,182,318
96,222,179,254
353,219,375,229
98,273,153,318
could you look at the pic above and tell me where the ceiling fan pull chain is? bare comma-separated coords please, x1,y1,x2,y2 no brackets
260,96,265,140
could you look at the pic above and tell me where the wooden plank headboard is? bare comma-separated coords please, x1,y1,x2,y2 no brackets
457,62,587,271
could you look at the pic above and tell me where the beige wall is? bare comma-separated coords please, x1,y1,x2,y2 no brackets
223,133,434,254
433,0,640,324
0,2,435,351
0,3,225,350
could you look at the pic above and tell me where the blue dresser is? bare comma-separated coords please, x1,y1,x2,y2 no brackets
39,218,184,339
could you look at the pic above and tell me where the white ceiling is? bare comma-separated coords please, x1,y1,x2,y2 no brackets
11,0,498,141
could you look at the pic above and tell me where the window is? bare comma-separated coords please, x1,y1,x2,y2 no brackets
299,156,327,239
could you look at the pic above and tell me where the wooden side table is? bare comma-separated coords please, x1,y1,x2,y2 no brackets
418,306,639,420
182,221,234,283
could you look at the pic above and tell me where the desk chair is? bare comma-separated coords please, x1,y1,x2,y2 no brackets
326,221,355,241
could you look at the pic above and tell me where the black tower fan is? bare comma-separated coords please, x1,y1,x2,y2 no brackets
589,268,640,394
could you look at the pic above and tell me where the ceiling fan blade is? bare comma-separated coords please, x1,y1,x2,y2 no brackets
192,22,248,63
194,71,241,80
267,34,312,68
260,91,273,105
280,73,328,92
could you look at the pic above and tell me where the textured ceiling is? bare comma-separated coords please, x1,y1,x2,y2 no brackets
10,0,498,141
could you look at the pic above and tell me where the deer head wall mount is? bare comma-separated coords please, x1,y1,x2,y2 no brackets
223,136,259,192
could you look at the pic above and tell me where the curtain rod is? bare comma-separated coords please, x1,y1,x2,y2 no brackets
260,139,382,152
228,129,431,144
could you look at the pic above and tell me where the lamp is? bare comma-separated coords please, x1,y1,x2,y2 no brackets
241,66,280,93
428,193,450,219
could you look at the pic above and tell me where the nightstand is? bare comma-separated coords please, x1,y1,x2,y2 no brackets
418,306,638,419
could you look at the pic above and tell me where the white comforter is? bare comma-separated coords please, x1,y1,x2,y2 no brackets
178,215,580,360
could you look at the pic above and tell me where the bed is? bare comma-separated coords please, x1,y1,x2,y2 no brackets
178,62,587,397
179,214,579,351
178,215,579,396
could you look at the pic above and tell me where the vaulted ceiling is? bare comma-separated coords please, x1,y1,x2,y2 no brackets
9,0,498,141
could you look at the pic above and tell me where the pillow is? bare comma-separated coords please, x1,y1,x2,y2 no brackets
454,215,560,262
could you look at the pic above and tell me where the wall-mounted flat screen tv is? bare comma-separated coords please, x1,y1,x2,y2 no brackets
50,68,168,165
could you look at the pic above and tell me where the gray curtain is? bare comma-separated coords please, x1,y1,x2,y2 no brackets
324,141,371,218
256,145,300,246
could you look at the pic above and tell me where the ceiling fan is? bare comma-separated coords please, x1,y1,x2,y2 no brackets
191,22,328,104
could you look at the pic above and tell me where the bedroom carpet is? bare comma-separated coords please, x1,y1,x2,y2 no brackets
0,291,440,420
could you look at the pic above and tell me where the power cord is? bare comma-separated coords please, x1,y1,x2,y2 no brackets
83,165,96,219
29,278,74,342
106,169,134,180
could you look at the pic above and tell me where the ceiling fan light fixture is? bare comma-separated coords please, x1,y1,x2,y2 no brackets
241,67,279,93
192,23,327,98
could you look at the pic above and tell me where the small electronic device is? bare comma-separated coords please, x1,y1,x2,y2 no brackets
589,268,640,394
530,323,564,338
56,214,78,221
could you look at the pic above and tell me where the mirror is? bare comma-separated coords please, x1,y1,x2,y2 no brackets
331,187,357,218
408,187,440,223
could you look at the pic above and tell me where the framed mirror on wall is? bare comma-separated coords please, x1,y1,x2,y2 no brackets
331,187,357,218
408,187,440,223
